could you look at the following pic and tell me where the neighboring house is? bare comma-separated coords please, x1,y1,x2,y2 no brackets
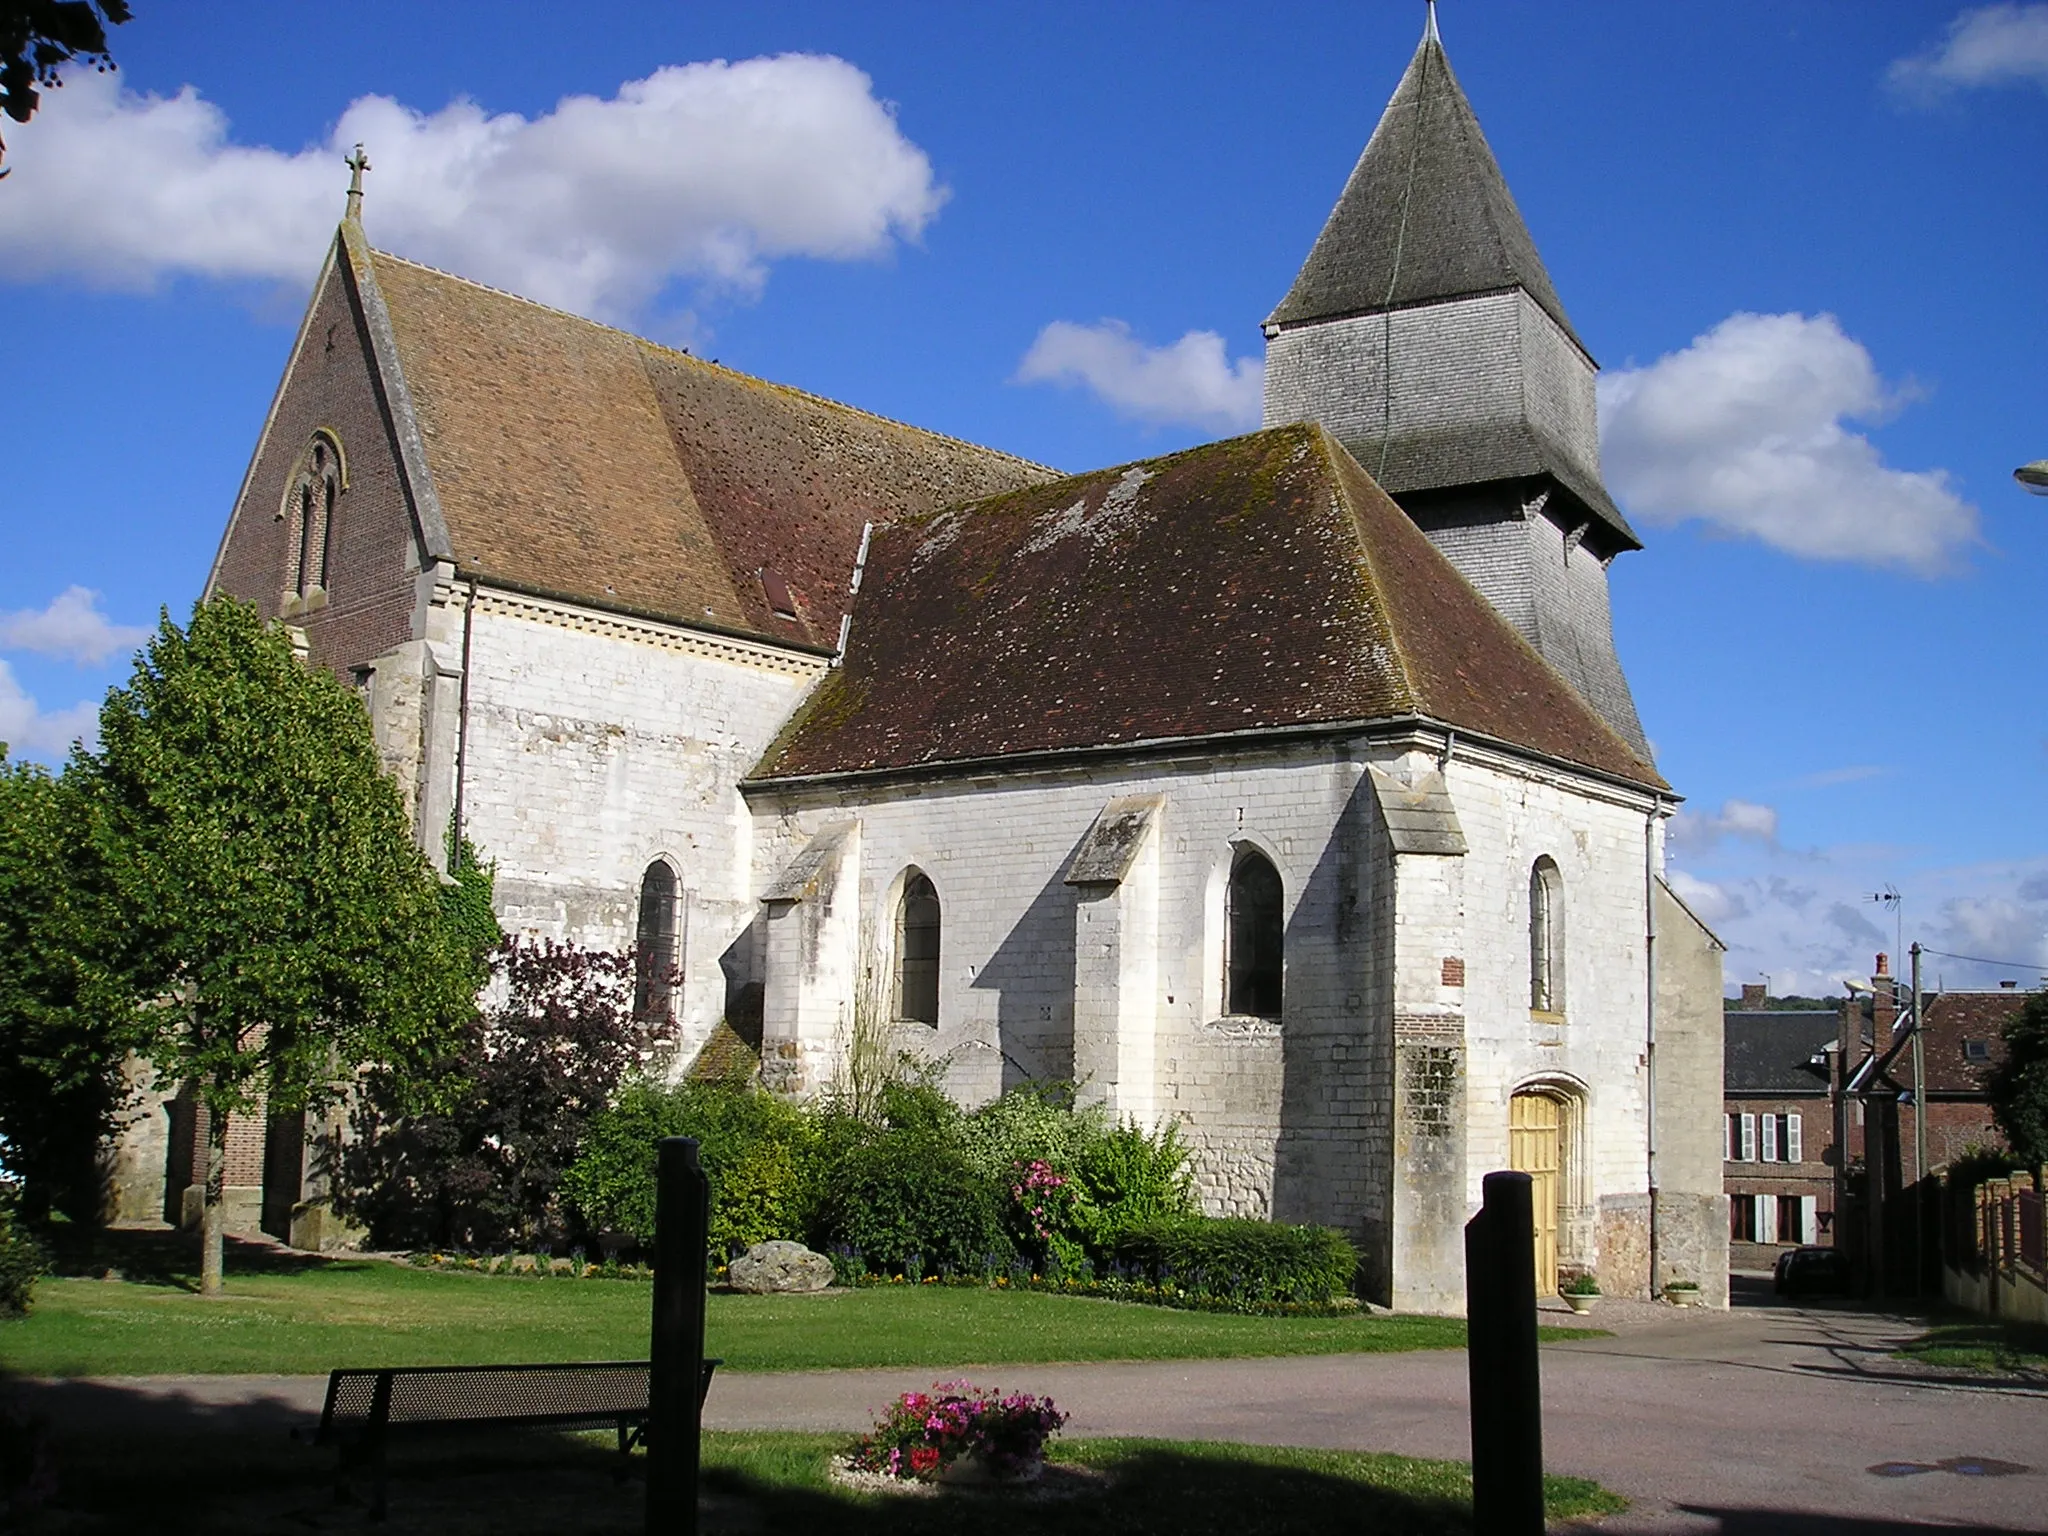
1855,985,2016,1177
119,13,1726,1311
1723,1004,1837,1268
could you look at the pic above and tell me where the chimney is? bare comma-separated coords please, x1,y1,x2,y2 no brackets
1873,952,1897,1042
1741,983,1768,1009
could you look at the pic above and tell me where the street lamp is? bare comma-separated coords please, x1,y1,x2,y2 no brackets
2016,460,2048,495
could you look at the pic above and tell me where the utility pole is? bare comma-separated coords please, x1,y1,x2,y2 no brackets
1910,942,1927,1295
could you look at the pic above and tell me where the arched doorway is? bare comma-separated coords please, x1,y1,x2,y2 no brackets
1510,1091,1565,1296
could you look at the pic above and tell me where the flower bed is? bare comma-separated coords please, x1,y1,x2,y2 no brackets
850,1382,1068,1483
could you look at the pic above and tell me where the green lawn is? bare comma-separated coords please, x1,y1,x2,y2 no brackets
1894,1318,2048,1376
13,1425,1625,1535
0,1258,1527,1377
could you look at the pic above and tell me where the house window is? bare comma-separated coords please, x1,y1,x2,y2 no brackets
283,432,343,599
1529,858,1564,1015
1226,849,1284,1019
1965,1039,1992,1064
634,860,680,1023
1727,1112,1802,1164
895,872,941,1026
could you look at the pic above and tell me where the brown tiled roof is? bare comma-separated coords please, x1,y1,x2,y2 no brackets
366,251,1051,645
1917,992,2022,1096
752,424,1664,787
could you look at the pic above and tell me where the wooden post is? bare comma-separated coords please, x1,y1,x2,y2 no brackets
1466,1170,1544,1536
646,1137,710,1535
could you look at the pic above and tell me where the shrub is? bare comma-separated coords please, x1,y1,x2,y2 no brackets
1073,1117,1198,1241
1109,1216,1357,1306
0,1193,45,1318
953,1083,1105,1183
335,938,655,1252
1992,993,2048,1168
819,1133,1011,1277
850,1383,1067,1482
565,1079,818,1255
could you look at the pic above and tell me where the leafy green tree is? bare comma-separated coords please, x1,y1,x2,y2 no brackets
0,752,130,1220
1991,992,2048,1170
76,597,486,1294
0,1,130,175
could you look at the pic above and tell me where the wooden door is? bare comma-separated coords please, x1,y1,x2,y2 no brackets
1510,1093,1561,1296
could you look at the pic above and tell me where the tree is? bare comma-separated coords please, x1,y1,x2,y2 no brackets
336,939,659,1251
0,752,131,1221
0,1,130,175
76,597,487,1294
1990,992,2048,1170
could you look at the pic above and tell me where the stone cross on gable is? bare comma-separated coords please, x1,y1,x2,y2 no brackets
344,144,371,223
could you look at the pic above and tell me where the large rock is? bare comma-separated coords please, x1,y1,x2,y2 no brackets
728,1240,835,1294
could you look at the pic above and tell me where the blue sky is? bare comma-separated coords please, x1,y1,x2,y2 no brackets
1,1,2045,995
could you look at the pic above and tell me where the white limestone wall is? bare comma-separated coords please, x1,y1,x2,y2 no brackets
1438,745,1658,1294
448,588,827,1062
749,740,1388,1241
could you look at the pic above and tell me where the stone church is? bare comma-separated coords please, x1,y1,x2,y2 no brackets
145,14,1727,1310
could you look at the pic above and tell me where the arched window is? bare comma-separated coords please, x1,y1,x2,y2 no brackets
895,872,941,1026
1530,857,1565,1015
282,432,343,599
634,860,679,1023
1226,849,1284,1019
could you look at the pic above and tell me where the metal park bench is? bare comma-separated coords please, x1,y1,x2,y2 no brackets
307,1358,719,1518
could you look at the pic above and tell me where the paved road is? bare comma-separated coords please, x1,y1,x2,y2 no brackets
11,1291,2046,1533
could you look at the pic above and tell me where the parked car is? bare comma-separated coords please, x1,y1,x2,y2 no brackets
1773,1245,1849,1298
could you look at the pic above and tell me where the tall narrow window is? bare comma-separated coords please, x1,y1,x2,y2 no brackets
634,860,679,1023
895,872,941,1026
1529,857,1565,1015
283,432,343,599
1226,849,1284,1018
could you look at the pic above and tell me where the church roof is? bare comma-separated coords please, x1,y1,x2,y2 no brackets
1264,22,1586,356
359,245,1053,649
752,424,1663,789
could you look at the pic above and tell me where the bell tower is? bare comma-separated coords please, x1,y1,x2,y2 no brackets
1262,6,1650,760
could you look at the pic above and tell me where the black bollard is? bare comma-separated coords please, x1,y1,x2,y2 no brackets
1465,1170,1544,1536
646,1136,711,1536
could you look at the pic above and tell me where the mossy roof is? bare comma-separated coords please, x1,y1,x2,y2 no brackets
753,424,1663,789
367,251,1052,646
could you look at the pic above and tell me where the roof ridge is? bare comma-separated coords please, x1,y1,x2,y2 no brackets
365,245,1056,478
1309,424,1422,715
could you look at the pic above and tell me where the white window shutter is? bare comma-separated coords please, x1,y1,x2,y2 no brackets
1786,1114,1802,1164
1740,1113,1756,1162
1801,1195,1817,1245
1761,1115,1778,1163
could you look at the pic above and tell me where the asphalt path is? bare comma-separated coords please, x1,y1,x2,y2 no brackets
11,1287,2046,1533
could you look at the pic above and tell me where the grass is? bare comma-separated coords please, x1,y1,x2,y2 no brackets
0,1231,1599,1378
1894,1318,2048,1376
5,1424,1627,1534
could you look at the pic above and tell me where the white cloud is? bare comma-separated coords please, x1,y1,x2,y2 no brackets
1890,4,2048,97
1666,869,1747,929
0,55,945,322
1016,320,1263,433
1669,797,1779,853
0,586,149,665
1598,312,1978,576
0,661,98,759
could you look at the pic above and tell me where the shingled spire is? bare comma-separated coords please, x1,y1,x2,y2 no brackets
1264,15,1582,354
1261,8,1652,760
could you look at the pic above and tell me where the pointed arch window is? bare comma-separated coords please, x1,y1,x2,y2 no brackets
282,432,343,600
1530,857,1565,1016
895,872,941,1026
1226,848,1285,1019
634,859,680,1024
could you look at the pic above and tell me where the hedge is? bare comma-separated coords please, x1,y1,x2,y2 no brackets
1108,1216,1357,1305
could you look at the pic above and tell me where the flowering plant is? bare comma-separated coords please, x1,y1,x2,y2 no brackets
849,1381,1069,1482
1008,1160,1077,1245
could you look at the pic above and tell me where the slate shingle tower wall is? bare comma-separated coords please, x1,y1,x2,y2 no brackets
1260,11,1652,760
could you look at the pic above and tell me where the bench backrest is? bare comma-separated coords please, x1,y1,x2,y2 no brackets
324,1361,651,1431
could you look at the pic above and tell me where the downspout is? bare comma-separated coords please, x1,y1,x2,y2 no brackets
450,576,478,867
1644,797,1661,1295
